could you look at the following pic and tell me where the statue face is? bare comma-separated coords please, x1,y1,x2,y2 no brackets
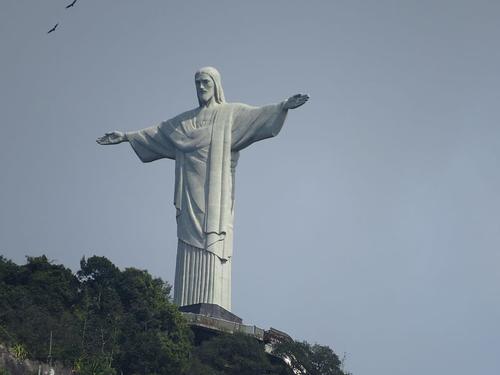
195,73,215,105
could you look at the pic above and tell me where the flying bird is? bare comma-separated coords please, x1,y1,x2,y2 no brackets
47,23,58,34
65,0,78,9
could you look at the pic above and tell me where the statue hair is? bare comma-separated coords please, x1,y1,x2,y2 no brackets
195,66,226,105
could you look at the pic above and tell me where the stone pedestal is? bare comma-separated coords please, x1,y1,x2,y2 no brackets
179,303,242,324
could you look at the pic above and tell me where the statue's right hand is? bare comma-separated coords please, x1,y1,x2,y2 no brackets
96,131,127,145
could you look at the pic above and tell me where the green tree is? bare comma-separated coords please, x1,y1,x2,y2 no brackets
273,340,348,375
186,332,288,375
77,256,123,367
1,255,193,374
0,256,81,363
115,268,191,375
77,256,192,374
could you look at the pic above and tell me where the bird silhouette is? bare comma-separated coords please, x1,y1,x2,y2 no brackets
65,0,77,9
47,23,58,34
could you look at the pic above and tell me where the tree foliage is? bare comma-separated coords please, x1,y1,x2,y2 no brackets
0,255,191,375
186,332,288,375
273,340,349,375
0,255,350,375
185,332,350,375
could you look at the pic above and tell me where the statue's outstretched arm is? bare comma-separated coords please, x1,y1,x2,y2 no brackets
231,95,309,151
99,125,176,162
96,131,128,145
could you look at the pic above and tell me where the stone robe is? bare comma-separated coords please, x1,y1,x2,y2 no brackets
127,102,288,310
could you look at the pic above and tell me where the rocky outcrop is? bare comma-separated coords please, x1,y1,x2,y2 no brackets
0,345,72,375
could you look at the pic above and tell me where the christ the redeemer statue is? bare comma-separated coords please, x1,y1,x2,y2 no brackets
97,67,308,312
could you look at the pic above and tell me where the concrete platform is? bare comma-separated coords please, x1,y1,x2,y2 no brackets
179,303,242,323
181,312,265,341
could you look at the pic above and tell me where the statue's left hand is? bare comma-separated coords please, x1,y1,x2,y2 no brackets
284,94,309,110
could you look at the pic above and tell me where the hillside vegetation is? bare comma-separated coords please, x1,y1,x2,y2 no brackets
0,255,348,375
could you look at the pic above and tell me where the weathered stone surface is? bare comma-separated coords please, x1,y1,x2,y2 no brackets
97,67,309,312
0,344,72,375
181,312,265,341
179,303,242,323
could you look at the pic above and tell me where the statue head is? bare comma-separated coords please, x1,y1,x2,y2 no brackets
195,66,225,107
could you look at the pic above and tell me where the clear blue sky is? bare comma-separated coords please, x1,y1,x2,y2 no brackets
1,1,499,374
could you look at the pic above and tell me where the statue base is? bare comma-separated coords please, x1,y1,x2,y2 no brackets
179,304,293,352
179,303,242,324
181,311,293,351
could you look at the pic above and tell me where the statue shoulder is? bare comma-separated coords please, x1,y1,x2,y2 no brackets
225,102,252,112
160,108,198,127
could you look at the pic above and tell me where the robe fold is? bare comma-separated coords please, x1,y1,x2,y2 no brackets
127,102,288,310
